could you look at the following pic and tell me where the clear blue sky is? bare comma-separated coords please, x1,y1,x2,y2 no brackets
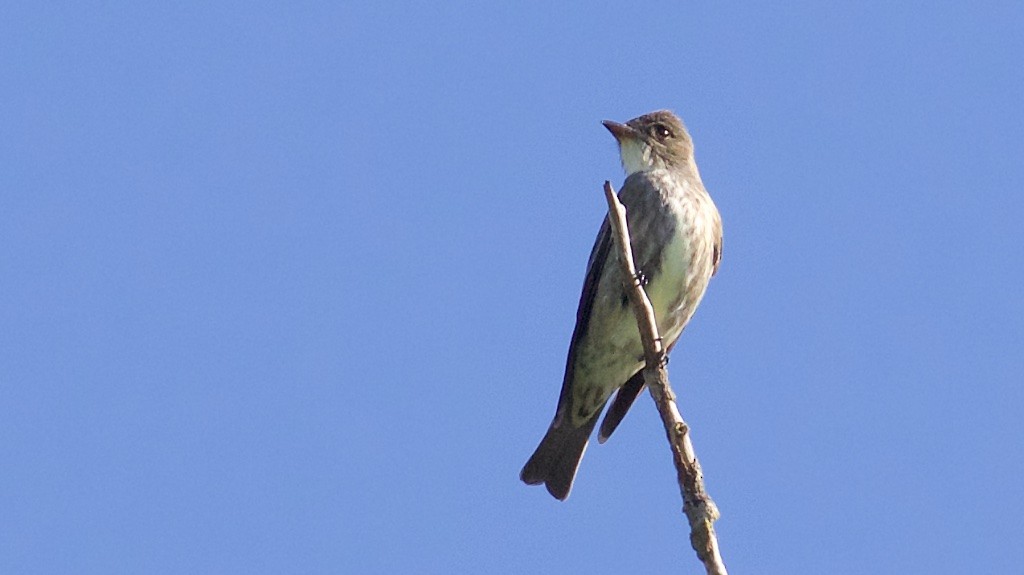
3,2,1022,573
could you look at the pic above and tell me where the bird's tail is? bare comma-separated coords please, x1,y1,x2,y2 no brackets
520,410,601,500
598,371,646,443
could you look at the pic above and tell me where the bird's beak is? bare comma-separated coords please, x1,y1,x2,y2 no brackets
602,120,640,142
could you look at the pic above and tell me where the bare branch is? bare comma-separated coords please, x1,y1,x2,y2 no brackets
602,180,728,575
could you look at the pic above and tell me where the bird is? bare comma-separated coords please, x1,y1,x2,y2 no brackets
520,110,723,500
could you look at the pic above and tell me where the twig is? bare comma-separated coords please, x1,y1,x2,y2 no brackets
602,180,728,575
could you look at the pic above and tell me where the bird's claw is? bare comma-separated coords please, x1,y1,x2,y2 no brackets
656,341,669,367
634,269,649,287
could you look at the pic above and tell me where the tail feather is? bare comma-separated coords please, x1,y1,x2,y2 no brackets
520,410,602,500
598,371,646,443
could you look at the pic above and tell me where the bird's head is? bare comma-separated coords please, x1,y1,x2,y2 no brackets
602,110,694,175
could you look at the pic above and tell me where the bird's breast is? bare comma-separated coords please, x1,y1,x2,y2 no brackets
646,183,719,344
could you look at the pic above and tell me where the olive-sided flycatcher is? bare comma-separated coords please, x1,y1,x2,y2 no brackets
520,110,723,500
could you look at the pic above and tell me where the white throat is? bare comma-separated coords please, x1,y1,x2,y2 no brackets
618,139,659,175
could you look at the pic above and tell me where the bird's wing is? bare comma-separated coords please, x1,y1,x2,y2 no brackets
554,172,667,421
553,217,613,418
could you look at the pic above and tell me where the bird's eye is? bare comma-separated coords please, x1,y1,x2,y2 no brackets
651,124,672,139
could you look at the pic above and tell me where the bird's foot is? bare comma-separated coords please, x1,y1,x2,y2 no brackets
633,269,649,287
656,344,669,367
